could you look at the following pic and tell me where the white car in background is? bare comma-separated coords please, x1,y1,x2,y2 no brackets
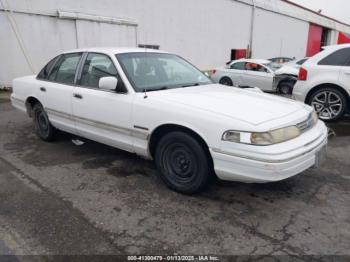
293,44,350,121
11,48,327,194
268,57,295,64
285,57,309,69
211,59,299,94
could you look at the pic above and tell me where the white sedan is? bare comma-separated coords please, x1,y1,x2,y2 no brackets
11,48,328,194
211,59,299,94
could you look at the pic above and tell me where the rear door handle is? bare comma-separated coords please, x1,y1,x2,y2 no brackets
345,72,350,75
73,93,83,99
40,87,46,92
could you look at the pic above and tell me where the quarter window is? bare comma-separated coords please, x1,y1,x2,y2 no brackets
48,53,82,84
318,48,350,66
79,53,119,88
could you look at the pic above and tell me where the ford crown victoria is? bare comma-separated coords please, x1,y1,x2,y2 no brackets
11,48,328,194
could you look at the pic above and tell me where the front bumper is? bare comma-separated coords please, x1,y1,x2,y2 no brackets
210,121,328,183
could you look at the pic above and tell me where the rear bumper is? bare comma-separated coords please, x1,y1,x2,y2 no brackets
211,121,328,183
10,94,26,112
292,81,308,102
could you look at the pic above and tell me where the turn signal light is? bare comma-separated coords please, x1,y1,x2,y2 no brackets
298,68,308,81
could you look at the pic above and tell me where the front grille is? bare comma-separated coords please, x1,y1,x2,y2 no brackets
296,114,313,133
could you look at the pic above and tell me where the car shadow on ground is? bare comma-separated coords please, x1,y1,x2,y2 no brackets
46,123,348,203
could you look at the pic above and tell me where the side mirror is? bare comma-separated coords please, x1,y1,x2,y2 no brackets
99,76,118,91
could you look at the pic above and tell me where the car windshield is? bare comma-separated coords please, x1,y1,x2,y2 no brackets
264,62,282,71
116,52,212,92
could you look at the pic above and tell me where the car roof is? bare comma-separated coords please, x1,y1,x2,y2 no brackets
233,58,271,64
62,47,169,55
321,44,350,50
269,57,293,59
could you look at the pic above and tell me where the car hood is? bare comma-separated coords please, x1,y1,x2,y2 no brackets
275,65,299,76
148,84,308,125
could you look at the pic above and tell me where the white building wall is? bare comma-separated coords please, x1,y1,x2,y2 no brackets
1,0,350,87
252,9,309,58
0,0,253,86
0,12,77,87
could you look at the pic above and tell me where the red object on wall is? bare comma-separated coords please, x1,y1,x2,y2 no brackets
306,24,323,57
338,32,350,44
235,49,247,59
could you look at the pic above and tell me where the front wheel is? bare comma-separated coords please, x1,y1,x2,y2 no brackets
33,103,57,141
309,88,347,122
155,132,212,194
278,81,294,95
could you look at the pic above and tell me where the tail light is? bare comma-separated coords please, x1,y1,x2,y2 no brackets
212,69,216,75
298,67,308,81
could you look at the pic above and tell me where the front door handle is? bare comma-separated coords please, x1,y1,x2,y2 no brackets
40,87,46,92
73,93,83,99
345,72,350,75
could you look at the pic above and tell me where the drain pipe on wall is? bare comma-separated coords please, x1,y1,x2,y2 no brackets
248,0,256,58
0,0,36,74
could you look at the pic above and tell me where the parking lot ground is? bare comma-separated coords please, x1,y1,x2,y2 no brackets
1,97,350,258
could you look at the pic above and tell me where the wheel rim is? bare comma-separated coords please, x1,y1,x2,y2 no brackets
311,91,343,120
280,85,290,95
35,110,50,138
162,143,198,185
220,78,232,86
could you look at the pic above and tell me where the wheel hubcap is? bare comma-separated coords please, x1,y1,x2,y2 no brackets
163,144,197,184
312,91,343,120
36,110,50,137
220,79,231,86
281,86,290,94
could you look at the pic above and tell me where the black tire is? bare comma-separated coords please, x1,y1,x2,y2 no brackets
154,132,211,194
278,81,294,95
33,103,57,141
219,77,233,86
308,87,347,122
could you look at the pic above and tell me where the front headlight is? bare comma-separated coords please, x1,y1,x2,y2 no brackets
222,126,301,146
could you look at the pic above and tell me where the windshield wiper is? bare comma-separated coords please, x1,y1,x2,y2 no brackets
144,86,169,92
181,83,200,88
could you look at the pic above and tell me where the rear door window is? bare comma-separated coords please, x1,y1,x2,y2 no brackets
318,48,350,66
230,62,246,70
37,55,61,80
48,53,82,84
245,63,267,72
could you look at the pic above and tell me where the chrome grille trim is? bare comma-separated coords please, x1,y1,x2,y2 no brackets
296,113,313,133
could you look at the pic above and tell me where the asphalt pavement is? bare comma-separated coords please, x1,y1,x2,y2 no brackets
0,95,350,260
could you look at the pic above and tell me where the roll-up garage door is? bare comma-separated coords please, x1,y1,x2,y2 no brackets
338,32,350,44
306,24,322,57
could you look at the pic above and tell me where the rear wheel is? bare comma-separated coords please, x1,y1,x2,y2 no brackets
33,103,57,141
309,87,347,122
219,77,233,86
154,132,211,194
